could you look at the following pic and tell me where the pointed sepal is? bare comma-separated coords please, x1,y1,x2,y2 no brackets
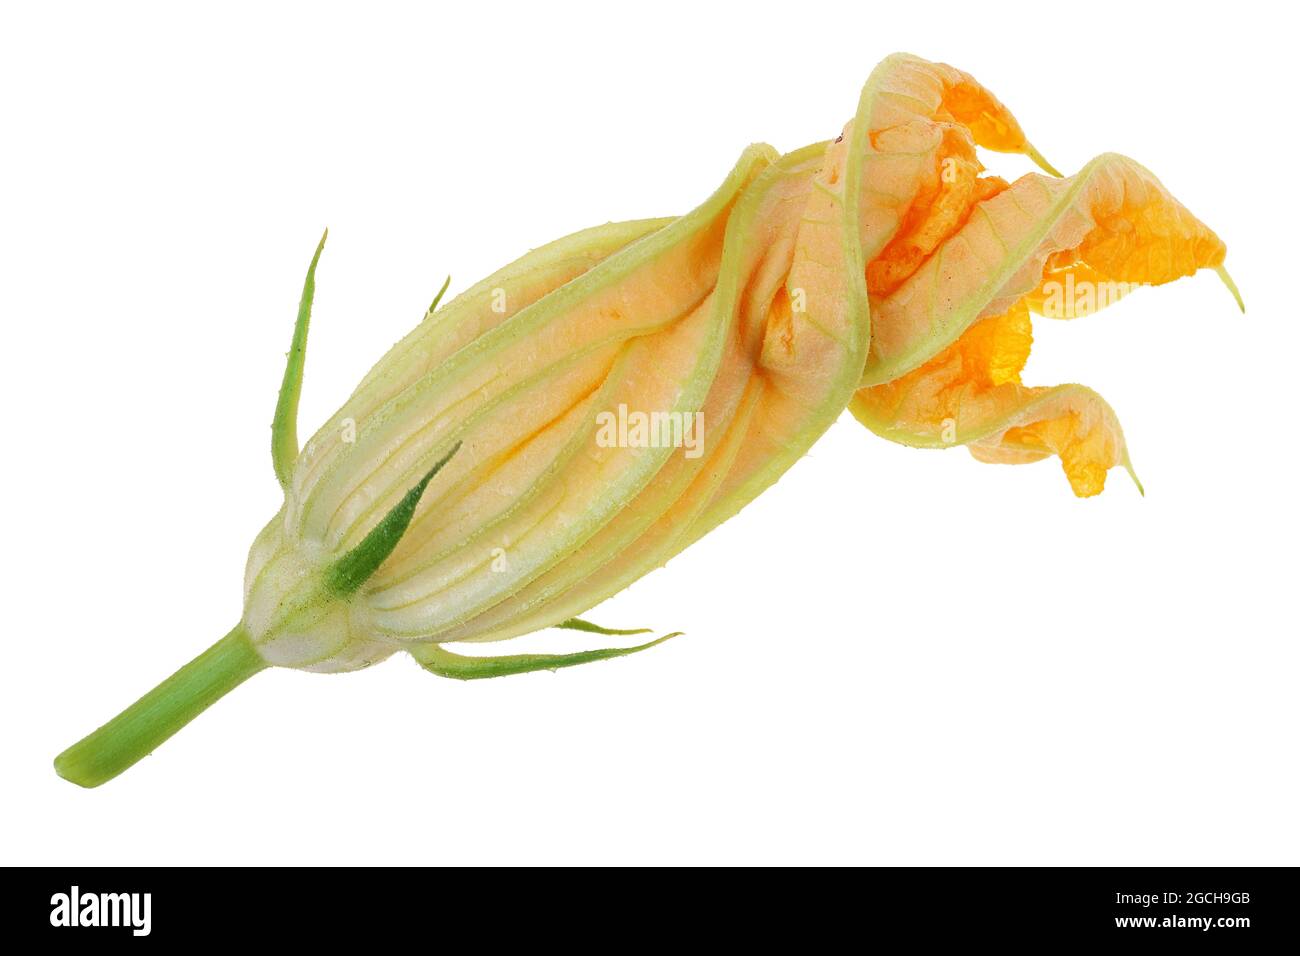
426,275,451,316
324,442,461,597
556,617,653,636
412,631,680,680
272,228,328,490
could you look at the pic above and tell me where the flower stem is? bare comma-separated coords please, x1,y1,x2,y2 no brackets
54,624,266,788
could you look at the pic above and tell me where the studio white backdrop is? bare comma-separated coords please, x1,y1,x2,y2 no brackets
2,1,1294,866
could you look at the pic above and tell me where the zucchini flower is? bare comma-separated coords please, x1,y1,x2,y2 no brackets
55,54,1239,786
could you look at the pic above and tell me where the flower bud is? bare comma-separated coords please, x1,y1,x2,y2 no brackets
55,54,1238,786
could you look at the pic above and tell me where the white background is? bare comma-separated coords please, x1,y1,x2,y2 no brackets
2,1,1295,866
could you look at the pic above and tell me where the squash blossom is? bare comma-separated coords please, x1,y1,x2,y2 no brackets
56,54,1241,786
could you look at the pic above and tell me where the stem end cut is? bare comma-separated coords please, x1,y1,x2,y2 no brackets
54,625,266,788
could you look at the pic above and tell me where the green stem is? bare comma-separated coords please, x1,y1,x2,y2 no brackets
54,624,266,788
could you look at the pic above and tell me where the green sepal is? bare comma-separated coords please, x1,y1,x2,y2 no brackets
556,617,653,636
427,275,451,315
412,631,681,680
272,228,328,490
324,442,460,597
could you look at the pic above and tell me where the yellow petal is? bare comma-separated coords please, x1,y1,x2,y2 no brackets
863,153,1229,387
966,387,1139,499
851,150,1232,495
